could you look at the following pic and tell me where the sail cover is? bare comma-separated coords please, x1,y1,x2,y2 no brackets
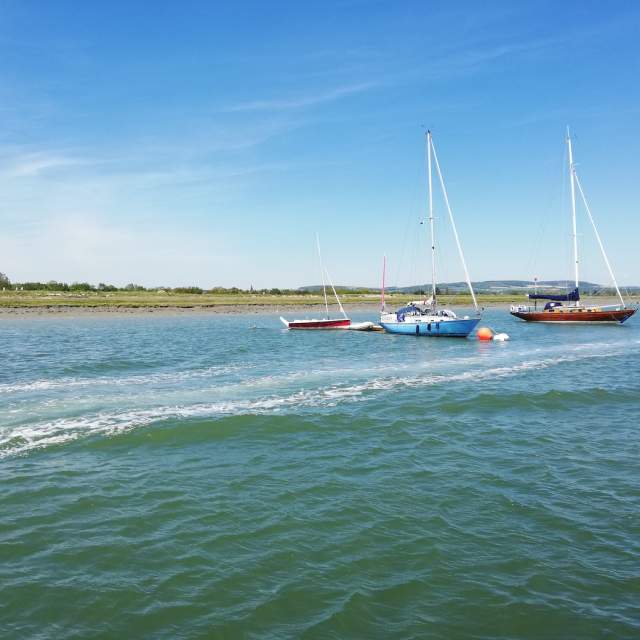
395,304,420,315
528,287,580,302
394,304,420,321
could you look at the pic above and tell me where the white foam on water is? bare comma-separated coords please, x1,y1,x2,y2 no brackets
2,336,631,398
2,343,634,460
0,363,250,395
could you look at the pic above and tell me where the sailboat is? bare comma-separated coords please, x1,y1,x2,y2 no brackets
510,130,637,324
280,235,351,329
380,131,481,337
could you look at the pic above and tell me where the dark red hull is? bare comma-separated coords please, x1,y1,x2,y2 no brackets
511,307,636,323
285,318,351,329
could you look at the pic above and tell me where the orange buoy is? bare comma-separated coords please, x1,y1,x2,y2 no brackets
476,326,494,341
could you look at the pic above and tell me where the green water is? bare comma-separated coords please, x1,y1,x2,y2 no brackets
1,311,639,638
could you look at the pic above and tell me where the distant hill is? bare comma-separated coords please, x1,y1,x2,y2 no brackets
299,280,640,294
391,280,604,294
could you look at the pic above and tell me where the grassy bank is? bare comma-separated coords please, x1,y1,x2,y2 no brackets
3,289,635,310
0,290,420,309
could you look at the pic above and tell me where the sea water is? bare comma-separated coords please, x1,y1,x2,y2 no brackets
1,310,638,638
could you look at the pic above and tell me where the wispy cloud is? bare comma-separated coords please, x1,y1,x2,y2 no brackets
414,10,640,83
0,151,88,177
503,105,640,130
225,81,377,112
409,35,566,83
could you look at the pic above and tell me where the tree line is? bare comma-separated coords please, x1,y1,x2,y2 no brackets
0,273,383,295
7,272,626,296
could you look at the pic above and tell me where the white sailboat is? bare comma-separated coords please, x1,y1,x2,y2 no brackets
380,131,481,337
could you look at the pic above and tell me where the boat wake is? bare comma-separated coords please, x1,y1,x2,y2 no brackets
0,363,250,395
2,341,636,459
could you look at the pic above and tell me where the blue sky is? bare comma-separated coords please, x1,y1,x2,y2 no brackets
1,1,639,288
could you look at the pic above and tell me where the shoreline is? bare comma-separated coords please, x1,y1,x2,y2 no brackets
0,298,634,317
0,302,399,317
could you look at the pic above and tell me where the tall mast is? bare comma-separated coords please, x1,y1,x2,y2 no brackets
567,127,580,296
429,134,479,313
427,130,436,304
316,233,329,319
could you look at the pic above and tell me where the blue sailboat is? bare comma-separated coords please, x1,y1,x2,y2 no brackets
380,131,481,338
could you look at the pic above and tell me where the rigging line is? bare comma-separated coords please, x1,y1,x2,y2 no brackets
558,137,572,292
573,172,626,307
323,267,348,319
316,233,329,319
567,128,579,290
393,204,414,290
427,131,436,303
407,221,420,291
394,142,428,290
526,146,565,280
561,139,569,285
429,136,479,313
381,254,386,312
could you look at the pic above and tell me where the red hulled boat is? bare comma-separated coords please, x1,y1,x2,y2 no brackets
510,303,636,324
280,317,351,329
510,129,637,325
280,234,352,330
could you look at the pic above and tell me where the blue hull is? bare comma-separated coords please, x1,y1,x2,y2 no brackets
380,317,480,337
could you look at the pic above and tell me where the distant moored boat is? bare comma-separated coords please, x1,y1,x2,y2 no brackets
280,317,351,330
280,234,352,330
511,129,637,325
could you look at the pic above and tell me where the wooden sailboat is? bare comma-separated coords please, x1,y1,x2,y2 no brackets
280,235,351,329
511,130,637,324
380,131,481,337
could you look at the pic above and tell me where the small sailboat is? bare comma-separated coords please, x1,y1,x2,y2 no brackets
280,235,351,329
380,131,481,337
511,130,637,324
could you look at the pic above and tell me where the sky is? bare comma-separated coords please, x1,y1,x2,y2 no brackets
1,0,639,288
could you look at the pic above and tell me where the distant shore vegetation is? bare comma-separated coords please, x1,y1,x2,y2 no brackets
0,273,380,296
0,272,635,298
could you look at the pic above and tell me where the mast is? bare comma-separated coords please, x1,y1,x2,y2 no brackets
429,134,479,313
573,172,626,307
316,233,329,319
567,127,580,298
427,131,436,305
